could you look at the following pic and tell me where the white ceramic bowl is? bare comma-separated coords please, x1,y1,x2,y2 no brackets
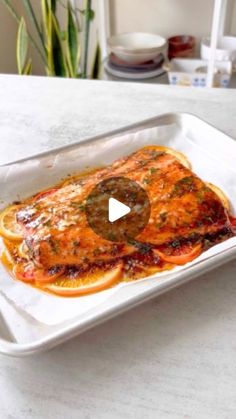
201,36,236,66
108,32,167,64
110,49,165,65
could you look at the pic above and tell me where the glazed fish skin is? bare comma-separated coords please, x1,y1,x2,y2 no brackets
17,146,232,268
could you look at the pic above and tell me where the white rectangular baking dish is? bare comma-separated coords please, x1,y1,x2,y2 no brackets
0,112,236,357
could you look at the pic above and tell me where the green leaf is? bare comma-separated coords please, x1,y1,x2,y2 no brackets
66,1,80,77
23,58,32,75
81,8,95,21
41,0,56,14
51,12,69,77
41,0,52,74
61,30,67,41
51,0,57,13
16,18,28,75
82,0,92,78
41,0,49,41
91,43,101,79
41,0,61,76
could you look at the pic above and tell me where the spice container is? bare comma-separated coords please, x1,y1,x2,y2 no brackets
166,58,232,87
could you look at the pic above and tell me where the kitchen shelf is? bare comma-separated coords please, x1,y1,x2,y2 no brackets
98,0,234,88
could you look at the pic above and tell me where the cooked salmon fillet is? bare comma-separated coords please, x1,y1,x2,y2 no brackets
16,146,234,269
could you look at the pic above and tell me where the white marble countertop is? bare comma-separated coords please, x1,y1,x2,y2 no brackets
0,75,236,419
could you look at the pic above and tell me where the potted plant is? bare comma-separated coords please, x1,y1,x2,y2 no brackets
1,0,100,78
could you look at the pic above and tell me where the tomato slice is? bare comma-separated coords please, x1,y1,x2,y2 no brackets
154,244,202,265
13,263,35,283
13,262,65,284
230,217,236,227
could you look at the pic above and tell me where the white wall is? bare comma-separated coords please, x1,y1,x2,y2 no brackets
0,0,19,74
0,0,45,74
231,0,236,34
110,0,236,43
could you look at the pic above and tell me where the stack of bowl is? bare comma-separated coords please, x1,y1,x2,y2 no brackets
105,32,167,80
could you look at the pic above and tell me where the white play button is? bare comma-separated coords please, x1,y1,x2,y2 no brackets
108,197,131,223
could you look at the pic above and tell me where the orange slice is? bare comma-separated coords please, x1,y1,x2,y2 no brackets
3,237,18,253
143,146,191,169
4,239,30,261
206,182,230,212
154,244,202,265
35,266,65,284
1,249,14,268
45,264,123,297
158,146,191,169
0,205,24,241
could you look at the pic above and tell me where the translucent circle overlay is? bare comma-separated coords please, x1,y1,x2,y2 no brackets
85,177,151,242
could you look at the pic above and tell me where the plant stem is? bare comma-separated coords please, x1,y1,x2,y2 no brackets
1,0,46,65
82,0,92,78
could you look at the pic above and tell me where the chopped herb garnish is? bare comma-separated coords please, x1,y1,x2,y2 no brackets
129,191,138,201
71,202,86,211
156,212,168,229
93,248,101,256
143,176,151,185
196,188,207,204
128,239,152,254
188,232,200,242
149,167,159,174
108,232,116,241
151,151,165,159
160,212,168,222
203,239,212,250
49,238,59,254
171,239,181,248
171,176,196,197
204,215,214,223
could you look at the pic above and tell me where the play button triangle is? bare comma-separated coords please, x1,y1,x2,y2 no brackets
108,197,131,223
